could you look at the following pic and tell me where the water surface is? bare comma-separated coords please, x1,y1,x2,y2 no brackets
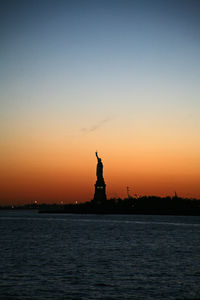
0,210,200,299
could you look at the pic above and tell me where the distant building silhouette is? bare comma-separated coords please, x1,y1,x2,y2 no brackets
93,151,107,203
174,191,178,198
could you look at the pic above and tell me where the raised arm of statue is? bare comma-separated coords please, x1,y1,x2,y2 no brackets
95,151,99,160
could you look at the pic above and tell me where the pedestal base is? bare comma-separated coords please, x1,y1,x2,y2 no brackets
93,179,107,204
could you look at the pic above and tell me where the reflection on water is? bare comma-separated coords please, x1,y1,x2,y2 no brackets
0,211,200,300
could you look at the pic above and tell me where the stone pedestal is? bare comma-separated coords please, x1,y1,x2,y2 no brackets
93,179,107,204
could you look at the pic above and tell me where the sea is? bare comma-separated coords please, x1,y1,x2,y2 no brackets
0,210,200,300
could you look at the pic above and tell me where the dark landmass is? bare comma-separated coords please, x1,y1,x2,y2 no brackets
1,196,200,216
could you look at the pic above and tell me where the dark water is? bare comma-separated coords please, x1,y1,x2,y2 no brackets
0,211,200,300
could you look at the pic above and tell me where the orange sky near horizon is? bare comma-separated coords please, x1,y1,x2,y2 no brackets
1,129,200,205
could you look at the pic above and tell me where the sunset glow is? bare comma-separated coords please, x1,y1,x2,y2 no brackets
1,0,200,204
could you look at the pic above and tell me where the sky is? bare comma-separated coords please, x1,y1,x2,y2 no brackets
1,0,200,205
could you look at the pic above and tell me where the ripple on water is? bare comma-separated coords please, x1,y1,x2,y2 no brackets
0,212,200,300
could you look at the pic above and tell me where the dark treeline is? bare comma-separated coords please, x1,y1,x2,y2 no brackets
1,195,200,215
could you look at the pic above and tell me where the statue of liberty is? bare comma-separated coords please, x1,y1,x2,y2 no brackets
93,151,107,202
95,151,103,180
